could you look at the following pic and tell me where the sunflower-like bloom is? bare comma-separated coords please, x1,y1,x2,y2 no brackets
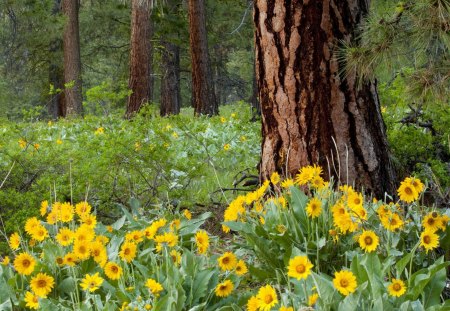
80,213,97,228
380,213,404,232
388,278,407,297
183,209,192,220
25,217,40,235
270,172,280,185
9,232,20,250
14,252,36,275
119,241,137,263
73,241,91,261
215,280,234,297
281,178,295,189
59,202,74,223
125,230,144,244
90,240,107,267
75,201,92,216
246,296,259,311
30,225,49,242
287,255,314,280
256,285,279,311
74,224,95,243
306,198,322,218
347,192,363,210
404,177,424,194
155,232,178,251
420,230,439,253
279,306,294,311
80,272,103,292
397,179,419,203
235,260,248,276
30,273,55,297
55,227,74,246
63,252,77,267
24,291,39,310
146,278,163,296
333,270,357,296
358,230,379,253
40,200,49,216
308,293,319,306
143,218,167,240
218,252,237,271
195,230,209,255
422,212,440,232
104,262,122,280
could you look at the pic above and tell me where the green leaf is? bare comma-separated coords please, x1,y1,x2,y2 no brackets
190,269,215,305
179,212,212,235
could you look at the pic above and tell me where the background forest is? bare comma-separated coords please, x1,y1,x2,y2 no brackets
0,0,449,310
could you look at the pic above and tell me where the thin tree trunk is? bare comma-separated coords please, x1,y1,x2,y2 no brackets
255,0,396,197
126,0,151,118
48,0,64,119
62,0,83,117
188,0,218,116
160,40,181,116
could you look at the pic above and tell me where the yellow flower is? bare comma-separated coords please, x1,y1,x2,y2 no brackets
9,232,20,250
170,250,182,265
144,219,167,240
146,278,163,296
14,252,36,275
358,230,379,253
56,138,63,145
40,200,49,216
223,143,231,151
270,172,280,185
279,306,294,311
104,262,123,280
63,252,77,267
30,273,55,298
404,177,424,194
420,230,439,253
246,296,259,311
56,227,74,246
311,175,325,189
438,214,449,231
119,242,137,263
347,192,363,210
218,252,237,271
240,135,247,142
55,256,64,266
59,202,74,222
24,217,40,235
183,209,192,220
74,225,95,243
144,304,152,310
75,201,92,216
423,212,440,232
30,225,49,242
388,279,407,297
215,280,234,297
33,143,40,150
256,285,279,311
308,293,319,306
380,213,404,232
24,291,39,310
125,230,144,244
397,180,419,203
220,116,226,123
95,127,105,135
80,213,97,228
1,256,10,266
281,178,294,189
154,232,178,248
18,138,27,149
90,240,107,267
80,273,103,292
333,270,357,296
306,198,322,218
287,255,313,280
195,230,209,255
235,260,248,276
73,241,91,261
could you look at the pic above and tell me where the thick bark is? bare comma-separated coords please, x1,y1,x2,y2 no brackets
250,59,261,120
160,41,181,116
126,0,151,118
255,0,396,197
188,0,218,116
62,0,83,117
48,0,64,119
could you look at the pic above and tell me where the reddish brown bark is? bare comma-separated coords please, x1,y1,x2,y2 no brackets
188,0,218,116
255,0,396,197
160,41,181,116
62,0,83,117
126,0,151,118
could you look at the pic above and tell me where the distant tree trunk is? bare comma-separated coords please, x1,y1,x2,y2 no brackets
160,41,181,116
62,0,83,117
255,0,396,197
48,0,64,119
188,0,217,116
126,0,151,118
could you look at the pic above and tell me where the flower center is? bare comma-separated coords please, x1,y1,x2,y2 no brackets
264,294,273,304
354,198,361,205
340,279,349,287
222,257,230,264
405,187,413,195
22,259,30,267
424,236,431,244
364,236,373,245
37,279,47,288
393,283,401,291
124,248,130,255
432,212,438,218
296,264,306,274
111,266,118,273
427,218,435,226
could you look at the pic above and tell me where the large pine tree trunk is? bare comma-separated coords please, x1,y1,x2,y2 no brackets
62,0,83,117
255,0,396,197
160,41,181,116
126,0,151,118
188,0,218,116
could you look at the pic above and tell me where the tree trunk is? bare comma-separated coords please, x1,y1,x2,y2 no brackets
160,40,181,116
126,0,151,118
188,0,218,116
255,0,396,197
250,58,260,121
62,0,83,117
48,0,64,119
